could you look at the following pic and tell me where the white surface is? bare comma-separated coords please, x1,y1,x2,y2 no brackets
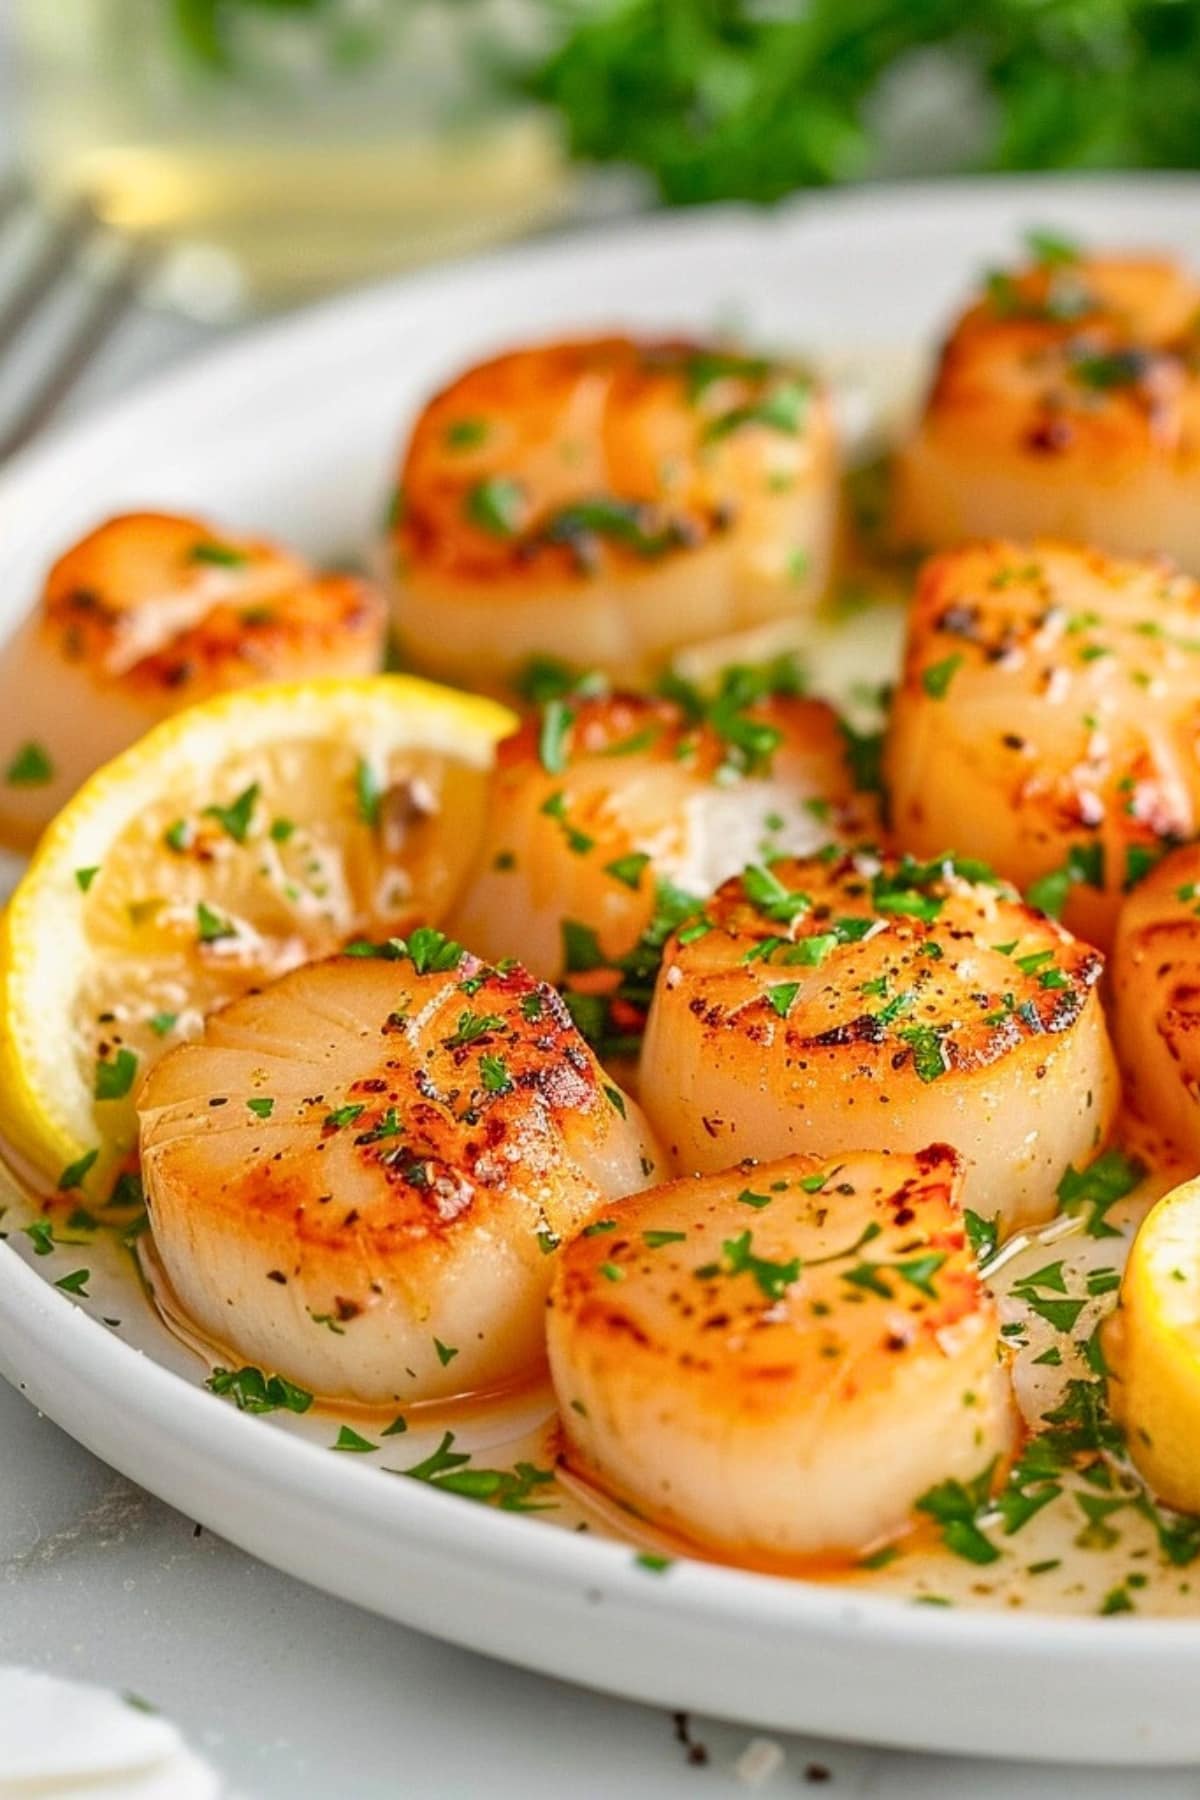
0,1666,222,1797
5,179,1200,1791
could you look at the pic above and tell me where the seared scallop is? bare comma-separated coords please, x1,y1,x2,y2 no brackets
388,337,837,691
637,849,1118,1234
0,512,386,847
885,540,1200,949
1112,843,1200,1163
892,246,1200,568
138,938,664,1405
548,1144,1014,1562
449,679,877,990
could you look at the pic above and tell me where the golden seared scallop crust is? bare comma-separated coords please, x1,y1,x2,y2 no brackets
637,849,1118,1234
1112,844,1200,1161
0,512,385,846
885,540,1200,950
389,337,837,689
892,250,1200,567
548,1144,1014,1561
138,940,665,1405
449,680,878,991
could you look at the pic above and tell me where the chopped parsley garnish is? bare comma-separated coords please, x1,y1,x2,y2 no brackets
766,981,800,1019
603,1083,627,1117
916,1462,1001,1565
94,1048,138,1101
445,417,489,450
1056,1147,1145,1239
434,1338,459,1367
332,1426,378,1453
1124,844,1163,890
196,901,236,943
188,541,247,566
54,1268,91,1296
404,926,464,975
246,1097,275,1119
561,917,606,973
5,741,54,786
206,1365,313,1414
1026,842,1105,919
964,1208,1000,1267
466,476,525,537
838,718,884,795
57,1148,99,1192
899,1025,948,1084
149,1011,178,1037
842,1251,946,1300
604,851,651,890
644,1229,687,1248
22,1218,56,1256
703,379,809,442
74,866,100,892
921,653,964,700
1070,347,1150,391
397,1431,556,1512
742,861,811,923
354,757,381,828
696,1229,800,1301
445,1009,505,1049
324,1103,365,1130
203,782,259,844
479,1053,511,1094
541,496,688,563
538,698,574,774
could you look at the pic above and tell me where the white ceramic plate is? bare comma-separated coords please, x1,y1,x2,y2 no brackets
4,177,1200,1765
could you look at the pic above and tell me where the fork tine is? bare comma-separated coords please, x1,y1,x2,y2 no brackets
0,237,158,463
0,196,100,355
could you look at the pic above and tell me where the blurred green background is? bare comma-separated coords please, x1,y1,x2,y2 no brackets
13,0,1200,310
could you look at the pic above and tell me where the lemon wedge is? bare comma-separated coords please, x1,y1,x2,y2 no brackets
0,675,513,1192
1107,1174,1200,1512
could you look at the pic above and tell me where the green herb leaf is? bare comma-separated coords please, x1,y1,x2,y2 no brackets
57,1148,99,1192
332,1426,378,1453
5,741,53,786
466,476,525,537
206,1365,313,1415
95,1048,138,1101
203,782,259,844
921,653,964,700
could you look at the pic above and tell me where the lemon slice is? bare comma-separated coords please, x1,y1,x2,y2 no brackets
0,675,513,1192
1107,1175,1200,1511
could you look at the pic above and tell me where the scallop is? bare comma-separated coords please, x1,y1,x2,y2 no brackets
388,336,837,692
138,938,664,1405
637,848,1118,1235
885,539,1200,949
1112,842,1200,1164
0,512,386,847
892,248,1200,570
449,681,877,994
548,1144,1014,1561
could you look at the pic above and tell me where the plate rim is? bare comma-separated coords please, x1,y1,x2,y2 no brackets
5,173,1200,1756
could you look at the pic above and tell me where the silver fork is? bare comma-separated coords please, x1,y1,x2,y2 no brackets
0,175,158,462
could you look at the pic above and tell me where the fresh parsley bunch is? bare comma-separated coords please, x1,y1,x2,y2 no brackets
527,0,1200,203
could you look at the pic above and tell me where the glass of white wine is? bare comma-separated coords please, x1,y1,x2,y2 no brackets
12,0,573,314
